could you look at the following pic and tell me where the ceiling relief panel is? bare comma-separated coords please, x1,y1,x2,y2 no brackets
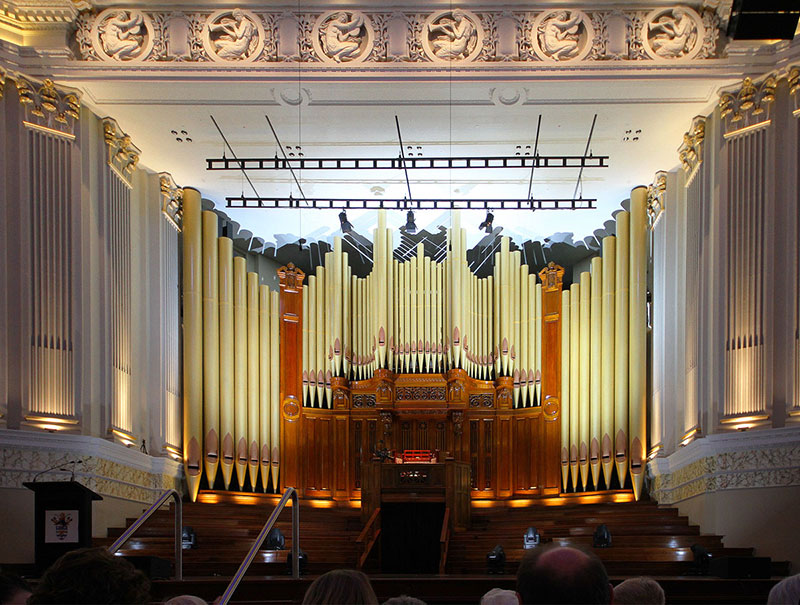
73,5,721,66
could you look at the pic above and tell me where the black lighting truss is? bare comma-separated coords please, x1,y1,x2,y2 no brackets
226,197,596,211
207,154,608,171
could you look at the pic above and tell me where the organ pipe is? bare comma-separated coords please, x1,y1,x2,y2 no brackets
589,257,603,488
579,271,591,490
270,289,280,491
182,188,203,502
258,284,271,491
629,188,648,500
233,256,248,488
614,212,630,487
246,271,260,489
201,210,220,488
569,283,580,490
600,236,616,487
218,237,235,490
560,290,571,491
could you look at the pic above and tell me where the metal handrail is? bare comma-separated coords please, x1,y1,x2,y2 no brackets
107,489,182,580
219,487,300,605
356,507,381,569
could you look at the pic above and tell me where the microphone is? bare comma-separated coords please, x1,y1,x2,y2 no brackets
32,458,83,482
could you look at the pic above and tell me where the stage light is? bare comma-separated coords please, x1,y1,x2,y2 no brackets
523,527,540,549
181,526,197,550
286,548,308,575
403,210,417,235
263,527,285,550
479,212,494,234
339,211,354,233
486,544,506,574
592,524,612,548
690,543,712,576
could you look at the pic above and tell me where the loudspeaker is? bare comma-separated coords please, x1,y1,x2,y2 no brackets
727,0,800,40
709,556,771,579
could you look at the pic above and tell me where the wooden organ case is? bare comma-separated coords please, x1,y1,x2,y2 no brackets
279,252,565,503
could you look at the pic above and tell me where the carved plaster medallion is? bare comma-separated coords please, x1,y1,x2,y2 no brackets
312,10,374,64
91,9,154,62
532,10,594,62
642,7,704,60
422,9,483,63
202,9,265,63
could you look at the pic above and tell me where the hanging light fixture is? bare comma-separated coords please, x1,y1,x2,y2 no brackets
339,211,354,233
479,211,494,234
402,210,417,235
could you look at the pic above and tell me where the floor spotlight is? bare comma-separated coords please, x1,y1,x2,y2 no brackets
263,527,285,550
479,211,494,234
592,524,612,548
486,544,506,574
690,543,712,576
286,548,308,575
339,211,354,233
523,527,540,549
402,210,417,235
181,526,197,550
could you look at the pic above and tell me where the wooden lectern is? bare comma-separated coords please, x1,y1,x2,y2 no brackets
23,481,102,572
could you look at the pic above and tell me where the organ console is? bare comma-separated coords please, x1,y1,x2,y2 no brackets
181,192,649,503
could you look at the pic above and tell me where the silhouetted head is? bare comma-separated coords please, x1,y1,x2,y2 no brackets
613,577,665,604
302,569,378,605
516,546,612,604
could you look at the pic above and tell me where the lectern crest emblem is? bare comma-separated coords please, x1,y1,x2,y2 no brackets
50,512,74,541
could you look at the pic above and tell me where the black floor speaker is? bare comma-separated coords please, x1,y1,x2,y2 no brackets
709,556,771,579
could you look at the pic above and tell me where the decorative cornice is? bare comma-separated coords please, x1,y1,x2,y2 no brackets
159,172,183,231
72,5,722,66
647,170,667,229
0,428,183,504
677,116,705,185
648,427,800,505
0,0,81,28
718,74,777,138
102,116,140,186
14,72,80,139
789,66,800,118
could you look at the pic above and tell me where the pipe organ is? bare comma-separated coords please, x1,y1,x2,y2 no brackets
182,189,281,502
182,190,650,502
560,190,648,498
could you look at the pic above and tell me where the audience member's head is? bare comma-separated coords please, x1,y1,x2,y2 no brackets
382,596,427,605
28,547,151,604
480,587,520,605
767,573,800,604
516,545,612,604
0,572,31,605
164,596,208,605
613,577,665,604
302,569,378,605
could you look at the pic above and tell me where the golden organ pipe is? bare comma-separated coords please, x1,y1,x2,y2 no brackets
375,212,387,369
569,283,580,490
629,188,648,500
325,251,333,404
560,290,571,491
589,257,603,488
258,284,271,491
344,261,351,377
307,276,317,406
233,256,248,489
246,271,260,489
425,254,432,372
451,212,463,370
534,281,542,408
417,243,425,370
218,237,235,490
386,230,394,371
600,236,616,487
181,189,203,502
579,271,591,490
500,238,510,376
494,259,501,377
410,255,418,371
315,267,325,404
513,251,522,397
270,289,280,491
520,266,529,406
201,210,220,488
302,284,309,405
614,212,630,487
333,238,343,378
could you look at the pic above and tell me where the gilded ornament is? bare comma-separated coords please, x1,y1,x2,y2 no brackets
718,75,777,137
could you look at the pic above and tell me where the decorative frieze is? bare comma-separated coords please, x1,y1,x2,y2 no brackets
73,5,720,66
14,74,80,139
647,171,667,229
159,172,183,231
102,117,141,186
719,75,777,138
677,116,705,184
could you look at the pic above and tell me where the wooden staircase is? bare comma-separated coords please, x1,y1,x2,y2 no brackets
94,490,790,604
